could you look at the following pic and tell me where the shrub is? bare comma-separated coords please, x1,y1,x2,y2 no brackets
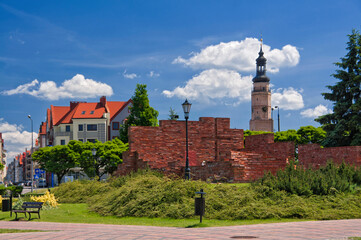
30,191,59,208
256,161,360,196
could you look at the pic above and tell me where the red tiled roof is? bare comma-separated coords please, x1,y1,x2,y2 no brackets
39,122,46,135
108,100,131,121
50,97,131,126
51,105,70,126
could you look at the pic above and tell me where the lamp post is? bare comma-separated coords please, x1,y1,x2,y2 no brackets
28,115,34,193
91,148,96,180
182,99,192,180
274,106,280,132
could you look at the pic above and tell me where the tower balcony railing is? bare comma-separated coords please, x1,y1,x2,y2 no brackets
252,87,271,93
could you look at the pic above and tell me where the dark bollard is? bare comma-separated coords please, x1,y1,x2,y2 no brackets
195,189,206,223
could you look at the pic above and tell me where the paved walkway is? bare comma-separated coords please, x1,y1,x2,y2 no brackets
0,219,361,239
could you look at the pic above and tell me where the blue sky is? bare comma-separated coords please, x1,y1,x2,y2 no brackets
1,0,360,161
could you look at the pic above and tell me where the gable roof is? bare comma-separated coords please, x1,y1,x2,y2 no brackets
49,97,131,126
108,99,131,121
51,105,70,126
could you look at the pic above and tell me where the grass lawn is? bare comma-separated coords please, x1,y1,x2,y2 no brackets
0,229,45,233
0,203,310,228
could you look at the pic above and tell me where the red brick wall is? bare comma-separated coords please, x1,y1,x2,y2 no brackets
298,144,361,168
117,117,244,177
116,117,361,182
116,117,294,182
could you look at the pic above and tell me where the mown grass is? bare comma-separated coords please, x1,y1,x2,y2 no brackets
0,229,45,233
0,203,309,227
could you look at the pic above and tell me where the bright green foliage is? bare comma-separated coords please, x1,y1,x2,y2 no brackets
296,126,326,144
257,161,361,196
68,138,128,180
274,129,300,143
119,84,159,142
0,162,4,171
53,169,361,221
316,30,361,147
245,126,326,145
52,180,111,203
243,130,271,137
32,145,78,185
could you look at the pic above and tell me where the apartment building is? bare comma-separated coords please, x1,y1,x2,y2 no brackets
40,96,131,146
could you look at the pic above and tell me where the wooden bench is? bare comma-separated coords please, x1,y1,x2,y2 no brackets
12,202,43,220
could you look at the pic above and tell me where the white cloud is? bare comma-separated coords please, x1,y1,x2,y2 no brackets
1,74,113,100
173,38,300,73
0,119,38,163
301,104,332,118
162,69,253,105
148,71,160,78
123,70,138,79
272,88,304,110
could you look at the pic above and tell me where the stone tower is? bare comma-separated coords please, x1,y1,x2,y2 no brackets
249,41,273,132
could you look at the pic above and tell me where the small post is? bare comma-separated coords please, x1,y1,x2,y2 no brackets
195,189,206,223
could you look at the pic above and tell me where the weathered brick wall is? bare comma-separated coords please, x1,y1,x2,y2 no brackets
298,144,361,168
117,117,244,177
116,117,295,182
116,117,361,182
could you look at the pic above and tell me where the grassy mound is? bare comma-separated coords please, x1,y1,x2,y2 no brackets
53,168,361,220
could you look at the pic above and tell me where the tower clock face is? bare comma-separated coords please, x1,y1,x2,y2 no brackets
262,106,267,112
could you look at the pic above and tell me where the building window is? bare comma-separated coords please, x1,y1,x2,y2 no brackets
87,124,97,131
66,125,70,132
87,139,96,143
112,122,120,130
78,124,83,131
90,111,94,114
78,139,83,142
81,111,86,114
61,140,66,145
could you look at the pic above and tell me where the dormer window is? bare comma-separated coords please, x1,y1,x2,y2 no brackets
81,111,86,114
90,111,94,114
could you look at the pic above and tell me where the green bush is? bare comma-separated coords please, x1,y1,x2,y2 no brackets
256,161,361,196
52,168,361,221
52,179,112,203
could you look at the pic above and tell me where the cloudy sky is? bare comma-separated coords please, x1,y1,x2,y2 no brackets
0,0,360,162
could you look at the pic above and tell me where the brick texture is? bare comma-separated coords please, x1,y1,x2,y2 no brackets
116,117,294,182
298,144,361,168
115,117,361,182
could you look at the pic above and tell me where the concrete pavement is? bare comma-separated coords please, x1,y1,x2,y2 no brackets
0,219,361,239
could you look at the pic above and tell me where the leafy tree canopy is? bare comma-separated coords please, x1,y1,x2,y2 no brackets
316,29,361,147
32,145,78,185
120,84,159,142
245,125,326,145
68,138,128,180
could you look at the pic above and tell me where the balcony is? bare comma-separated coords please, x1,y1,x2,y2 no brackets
56,131,73,137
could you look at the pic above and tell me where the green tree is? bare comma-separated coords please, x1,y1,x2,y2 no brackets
32,145,78,185
168,107,179,120
274,129,300,143
316,30,361,146
297,125,326,145
119,84,159,142
69,139,128,180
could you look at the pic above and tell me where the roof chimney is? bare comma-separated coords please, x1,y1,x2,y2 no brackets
100,96,107,107
70,101,79,110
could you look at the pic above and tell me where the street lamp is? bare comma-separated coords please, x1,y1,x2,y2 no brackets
28,115,34,193
274,106,280,132
182,99,192,180
91,148,96,180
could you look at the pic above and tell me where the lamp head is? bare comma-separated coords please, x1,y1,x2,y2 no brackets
182,99,192,118
28,115,31,119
